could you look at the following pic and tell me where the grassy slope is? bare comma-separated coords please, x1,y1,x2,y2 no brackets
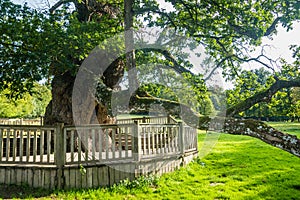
1,122,300,200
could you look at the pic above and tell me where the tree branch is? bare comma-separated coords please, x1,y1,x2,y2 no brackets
203,56,232,81
134,8,177,30
49,0,74,14
233,54,276,72
223,118,300,157
226,79,300,117
130,92,300,158
264,16,282,37
139,47,196,76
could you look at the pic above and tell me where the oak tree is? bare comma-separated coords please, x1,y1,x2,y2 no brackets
1,0,300,157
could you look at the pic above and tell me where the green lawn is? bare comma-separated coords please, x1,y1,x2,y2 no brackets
267,121,300,136
1,122,300,200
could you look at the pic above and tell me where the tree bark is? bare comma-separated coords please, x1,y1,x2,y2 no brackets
44,71,75,125
46,0,124,126
223,118,300,157
124,0,138,93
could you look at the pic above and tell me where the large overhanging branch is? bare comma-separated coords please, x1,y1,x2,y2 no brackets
138,48,300,119
226,78,300,117
223,118,300,157
130,93,300,158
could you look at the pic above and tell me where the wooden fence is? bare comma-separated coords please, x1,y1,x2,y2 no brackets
116,115,178,124
0,116,198,189
0,118,43,126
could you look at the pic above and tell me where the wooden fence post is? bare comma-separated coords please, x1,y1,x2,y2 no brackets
133,121,141,176
133,121,140,162
179,122,185,157
55,123,65,189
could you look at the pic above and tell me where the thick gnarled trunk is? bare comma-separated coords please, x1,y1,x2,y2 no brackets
44,71,116,153
44,72,75,125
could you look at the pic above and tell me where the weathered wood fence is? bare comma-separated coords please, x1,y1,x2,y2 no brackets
0,116,198,189
0,118,43,126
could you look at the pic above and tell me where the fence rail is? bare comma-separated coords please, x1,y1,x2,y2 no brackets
0,117,197,166
63,123,135,165
0,116,198,189
0,125,56,164
116,115,177,124
0,118,43,126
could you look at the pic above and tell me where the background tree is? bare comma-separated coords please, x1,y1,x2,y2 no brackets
0,83,51,118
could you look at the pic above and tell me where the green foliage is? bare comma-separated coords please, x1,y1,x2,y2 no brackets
137,0,300,79
287,87,300,121
227,67,300,119
0,0,53,96
79,164,87,176
227,68,275,106
109,175,159,192
2,0,300,121
0,91,34,118
0,83,51,118
0,0,123,97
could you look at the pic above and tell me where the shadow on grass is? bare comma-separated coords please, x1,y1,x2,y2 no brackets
0,184,53,199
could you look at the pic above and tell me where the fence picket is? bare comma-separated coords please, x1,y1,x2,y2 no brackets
70,130,74,163
33,130,37,162
12,130,17,161
47,130,51,163
98,129,102,160
147,129,151,155
0,129,2,160
6,129,10,161
85,130,89,162
125,127,129,158
40,130,44,163
118,128,122,158
92,129,96,160
112,128,116,159
78,134,82,163
105,129,109,159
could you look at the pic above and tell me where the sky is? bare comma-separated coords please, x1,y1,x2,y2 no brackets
251,23,300,66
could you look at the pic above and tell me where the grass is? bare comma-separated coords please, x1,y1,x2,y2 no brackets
0,122,299,200
267,121,300,136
